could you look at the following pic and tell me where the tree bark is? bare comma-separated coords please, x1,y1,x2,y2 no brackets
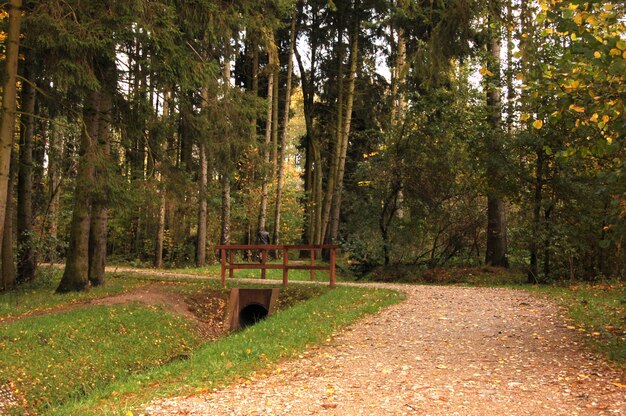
2,151,17,290
273,9,297,247
16,65,36,283
154,88,170,268
258,34,277,233
391,0,407,125
89,65,114,287
0,0,23,263
484,16,509,268
47,117,63,256
196,140,208,266
329,17,359,244
57,89,100,293
320,21,345,243
220,174,231,244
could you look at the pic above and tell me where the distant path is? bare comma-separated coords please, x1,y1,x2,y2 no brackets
144,284,625,415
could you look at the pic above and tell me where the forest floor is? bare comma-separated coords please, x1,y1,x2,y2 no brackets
142,283,626,416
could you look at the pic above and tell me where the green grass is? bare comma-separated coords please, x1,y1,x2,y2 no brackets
0,268,148,319
48,286,403,416
0,304,203,414
527,282,626,368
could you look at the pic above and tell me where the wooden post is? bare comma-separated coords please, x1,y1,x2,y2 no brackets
329,247,336,288
282,246,289,286
310,249,315,281
220,248,226,287
229,249,234,279
261,248,267,279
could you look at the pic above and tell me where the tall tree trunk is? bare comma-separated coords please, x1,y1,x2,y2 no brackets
196,140,208,266
529,145,543,282
543,203,553,278
154,88,171,268
273,9,297,247
89,65,114,287
220,38,233,246
295,0,318,247
391,0,407,125
47,117,63,257
0,0,22,262
17,65,36,283
57,89,100,293
2,151,17,290
320,22,345,243
484,16,509,268
154,189,166,268
258,34,277,233
271,53,280,184
329,17,359,244
220,174,231,244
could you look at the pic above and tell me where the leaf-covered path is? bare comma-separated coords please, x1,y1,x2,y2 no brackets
144,285,625,415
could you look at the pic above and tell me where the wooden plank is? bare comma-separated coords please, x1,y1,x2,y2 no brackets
261,249,267,279
310,249,315,281
282,247,289,286
221,248,226,287
330,247,336,288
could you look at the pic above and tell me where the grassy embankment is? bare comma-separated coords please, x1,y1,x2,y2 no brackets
0,268,401,415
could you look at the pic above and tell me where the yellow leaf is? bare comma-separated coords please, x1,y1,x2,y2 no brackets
617,40,626,51
520,113,531,122
516,73,524,81
126,412,134,416
602,114,610,123
540,2,550,11
573,13,583,25
569,104,586,113
613,382,626,389
571,33,577,41
604,3,613,11
532,119,544,129
590,113,598,122
594,51,602,58
623,51,626,59
479,67,494,77
609,48,621,56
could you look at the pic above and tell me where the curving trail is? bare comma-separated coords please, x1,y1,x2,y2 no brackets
143,284,625,415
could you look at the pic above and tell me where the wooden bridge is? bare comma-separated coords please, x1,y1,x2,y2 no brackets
216,244,338,288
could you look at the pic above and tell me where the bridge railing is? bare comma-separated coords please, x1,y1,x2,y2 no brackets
216,244,338,288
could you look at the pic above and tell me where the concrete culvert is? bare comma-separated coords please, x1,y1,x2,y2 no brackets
225,288,279,331
239,303,268,328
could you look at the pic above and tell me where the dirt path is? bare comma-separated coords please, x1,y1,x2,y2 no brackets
143,284,625,415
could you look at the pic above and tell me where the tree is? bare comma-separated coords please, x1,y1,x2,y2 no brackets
0,0,23,266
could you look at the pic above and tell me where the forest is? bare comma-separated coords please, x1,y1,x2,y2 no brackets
0,0,624,292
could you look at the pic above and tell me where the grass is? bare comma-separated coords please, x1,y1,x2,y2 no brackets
48,286,403,415
527,282,626,369
0,269,403,415
0,304,203,414
0,268,149,319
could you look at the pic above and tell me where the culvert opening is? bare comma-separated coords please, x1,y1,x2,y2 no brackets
239,303,268,328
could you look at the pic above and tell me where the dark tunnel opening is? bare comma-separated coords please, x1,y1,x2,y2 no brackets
239,303,269,328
